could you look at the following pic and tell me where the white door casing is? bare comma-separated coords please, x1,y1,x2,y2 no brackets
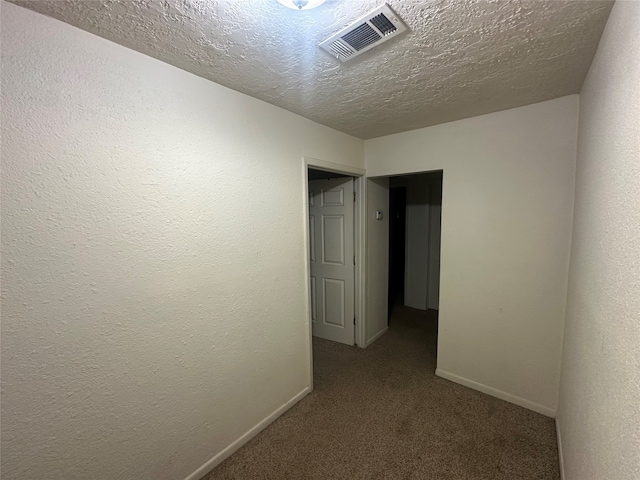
308,177,355,346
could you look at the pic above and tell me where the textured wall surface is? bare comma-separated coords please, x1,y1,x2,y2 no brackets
366,96,578,415
0,3,363,479
11,0,612,139
557,2,640,479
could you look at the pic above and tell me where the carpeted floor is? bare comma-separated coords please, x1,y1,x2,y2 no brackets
206,305,560,479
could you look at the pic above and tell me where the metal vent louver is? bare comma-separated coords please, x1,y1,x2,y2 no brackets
319,4,408,63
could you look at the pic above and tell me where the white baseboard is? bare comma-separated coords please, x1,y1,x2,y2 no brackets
365,327,388,347
183,387,311,480
556,418,565,480
435,369,556,418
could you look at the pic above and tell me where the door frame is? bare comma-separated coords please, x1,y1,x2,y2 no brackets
302,157,367,389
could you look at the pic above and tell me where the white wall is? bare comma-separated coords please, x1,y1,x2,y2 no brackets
365,96,579,416
557,2,640,479
0,4,364,480
427,181,442,310
365,177,389,345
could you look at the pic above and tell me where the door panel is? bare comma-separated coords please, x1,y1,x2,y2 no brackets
323,278,345,326
309,177,355,346
322,188,344,206
322,215,345,265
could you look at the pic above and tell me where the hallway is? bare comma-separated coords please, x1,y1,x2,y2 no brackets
208,306,559,479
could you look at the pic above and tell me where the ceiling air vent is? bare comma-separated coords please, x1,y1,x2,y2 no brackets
319,3,408,63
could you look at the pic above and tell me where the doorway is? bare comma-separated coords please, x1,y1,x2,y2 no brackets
308,168,355,346
303,157,367,374
388,186,406,319
387,171,443,320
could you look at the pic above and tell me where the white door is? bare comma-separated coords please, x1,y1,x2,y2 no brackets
308,177,355,346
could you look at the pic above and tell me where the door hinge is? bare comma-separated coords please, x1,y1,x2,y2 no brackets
354,317,356,325
353,192,356,202
353,255,356,265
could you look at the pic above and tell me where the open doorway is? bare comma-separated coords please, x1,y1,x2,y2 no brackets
387,171,442,318
303,158,367,367
388,186,407,318
303,158,368,390
307,167,356,346
386,171,442,366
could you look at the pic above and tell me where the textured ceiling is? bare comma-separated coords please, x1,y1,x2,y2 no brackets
12,0,613,139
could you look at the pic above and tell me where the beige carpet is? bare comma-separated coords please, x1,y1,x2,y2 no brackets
206,305,560,479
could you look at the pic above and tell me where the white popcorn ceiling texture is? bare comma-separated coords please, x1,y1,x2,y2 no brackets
13,0,613,139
